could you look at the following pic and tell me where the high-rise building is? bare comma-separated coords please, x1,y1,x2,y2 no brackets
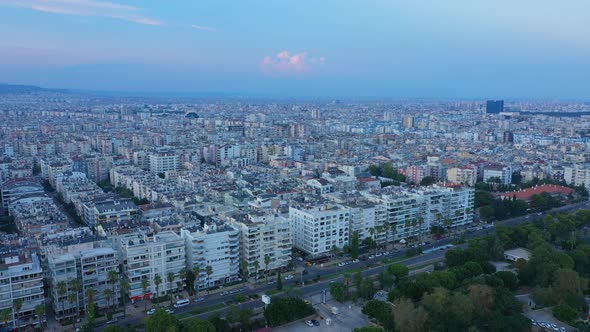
181,221,240,290
486,100,504,114
402,116,414,128
289,204,350,258
230,212,292,278
0,251,45,330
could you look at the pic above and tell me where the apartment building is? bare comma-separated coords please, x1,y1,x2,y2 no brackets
117,231,185,301
230,212,291,278
446,166,477,186
289,204,350,258
181,221,240,290
148,151,179,174
0,252,45,330
46,241,120,322
483,165,512,185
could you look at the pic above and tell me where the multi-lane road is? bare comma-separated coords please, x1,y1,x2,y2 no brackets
104,200,590,328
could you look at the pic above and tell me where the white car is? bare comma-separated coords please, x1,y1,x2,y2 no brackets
305,320,314,327
338,262,345,267
284,275,294,280
165,309,174,314
352,259,359,263
146,308,156,315
368,255,375,259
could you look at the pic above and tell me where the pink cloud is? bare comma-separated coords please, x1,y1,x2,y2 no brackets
261,50,325,75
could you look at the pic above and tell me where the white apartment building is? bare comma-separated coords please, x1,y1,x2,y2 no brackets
483,165,512,185
0,253,45,330
417,186,475,228
289,204,350,258
46,241,120,322
446,167,477,186
117,231,185,301
181,221,240,290
148,151,179,174
564,164,590,191
230,212,292,278
343,201,387,244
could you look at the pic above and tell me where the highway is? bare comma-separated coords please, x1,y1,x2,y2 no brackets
103,200,590,328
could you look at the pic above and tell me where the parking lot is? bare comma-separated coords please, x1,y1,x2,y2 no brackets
274,293,371,332
524,308,573,332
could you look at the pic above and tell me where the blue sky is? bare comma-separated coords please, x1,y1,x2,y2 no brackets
0,0,589,98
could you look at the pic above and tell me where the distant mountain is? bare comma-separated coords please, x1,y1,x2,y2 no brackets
0,84,69,94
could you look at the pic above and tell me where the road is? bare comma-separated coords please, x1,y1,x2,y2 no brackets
103,200,590,328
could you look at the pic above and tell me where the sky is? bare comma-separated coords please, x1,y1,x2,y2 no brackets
0,0,589,98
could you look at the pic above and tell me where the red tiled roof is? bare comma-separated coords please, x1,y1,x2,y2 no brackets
499,184,574,201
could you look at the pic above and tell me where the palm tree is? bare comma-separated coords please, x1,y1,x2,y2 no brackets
368,227,376,253
383,223,390,250
264,255,271,283
69,279,80,327
253,261,260,284
103,289,113,315
85,288,96,313
417,217,424,241
34,304,46,329
141,278,150,311
179,268,187,292
192,266,201,296
120,279,129,316
375,226,384,253
56,281,67,315
1,308,10,329
167,272,175,295
154,274,162,307
206,266,213,293
343,272,352,297
107,270,118,310
13,299,22,330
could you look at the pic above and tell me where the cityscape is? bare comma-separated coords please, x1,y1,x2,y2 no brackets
1,1,590,332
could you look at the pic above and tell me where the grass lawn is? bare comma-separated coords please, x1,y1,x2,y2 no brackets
176,303,225,320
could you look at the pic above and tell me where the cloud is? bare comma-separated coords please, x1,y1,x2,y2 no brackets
0,0,162,25
190,24,216,32
261,51,326,75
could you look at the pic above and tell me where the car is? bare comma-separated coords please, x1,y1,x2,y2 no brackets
173,299,190,308
267,280,277,285
530,319,537,326
305,320,314,327
352,259,359,263
311,319,320,326
146,308,156,315
559,327,566,332
375,253,382,257
297,257,304,262
105,318,118,325
165,309,175,314
285,275,294,280
368,255,375,259
539,322,547,328
338,262,345,267
194,297,205,302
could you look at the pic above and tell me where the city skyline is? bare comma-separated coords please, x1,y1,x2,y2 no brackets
1,0,589,98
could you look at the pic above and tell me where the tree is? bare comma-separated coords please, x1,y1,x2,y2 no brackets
145,309,181,332
494,271,519,291
329,282,348,302
192,266,200,295
253,261,260,283
351,231,360,259
383,223,391,250
553,304,579,324
353,327,384,332
69,278,80,328
13,298,22,329
167,272,175,295
392,298,428,332
387,264,409,284
206,265,213,293
362,300,394,331
468,284,494,319
141,278,150,311
360,277,377,300
103,289,114,315
120,279,129,316
420,176,435,186
1,308,11,328
107,270,118,309
264,255,271,283
57,281,67,314
154,274,162,306
277,271,283,291
264,297,314,327
183,317,216,332
35,304,45,328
